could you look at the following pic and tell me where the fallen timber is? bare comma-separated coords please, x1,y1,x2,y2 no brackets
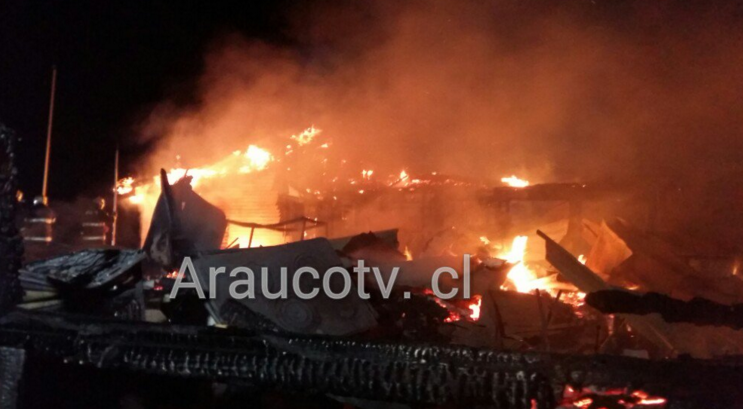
0,309,742,408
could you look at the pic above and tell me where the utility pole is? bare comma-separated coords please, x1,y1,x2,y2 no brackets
42,66,57,202
111,144,119,246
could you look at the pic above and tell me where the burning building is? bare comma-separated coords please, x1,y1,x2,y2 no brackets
4,0,743,408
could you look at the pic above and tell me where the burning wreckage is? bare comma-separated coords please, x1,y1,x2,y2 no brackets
3,125,743,409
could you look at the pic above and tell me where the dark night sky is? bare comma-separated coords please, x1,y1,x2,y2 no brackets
0,0,292,200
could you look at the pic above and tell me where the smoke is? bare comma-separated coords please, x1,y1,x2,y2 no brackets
137,0,743,185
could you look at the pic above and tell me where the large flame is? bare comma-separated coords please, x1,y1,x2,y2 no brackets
498,235,540,293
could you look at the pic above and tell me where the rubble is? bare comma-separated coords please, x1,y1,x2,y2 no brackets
2,309,743,408
4,141,743,407
20,248,144,290
541,224,743,359
192,238,378,335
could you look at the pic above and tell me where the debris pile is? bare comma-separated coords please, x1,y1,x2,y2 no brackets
1,148,743,408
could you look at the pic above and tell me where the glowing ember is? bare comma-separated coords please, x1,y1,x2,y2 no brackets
632,390,667,406
422,289,482,323
501,175,529,188
290,126,321,146
572,397,593,408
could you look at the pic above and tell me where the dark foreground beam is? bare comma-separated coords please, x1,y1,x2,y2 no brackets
0,310,742,408
586,290,743,330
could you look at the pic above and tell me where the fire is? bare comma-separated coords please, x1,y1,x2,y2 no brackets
572,397,593,408
468,295,482,320
120,143,275,201
162,167,219,188
116,137,284,249
631,390,667,406
115,177,134,195
403,246,413,261
501,175,529,188
563,388,667,408
128,192,145,204
493,235,586,307
578,254,587,264
499,236,540,293
241,145,272,172
423,289,482,323
290,126,321,146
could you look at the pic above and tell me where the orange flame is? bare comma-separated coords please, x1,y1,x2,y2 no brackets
491,235,586,307
468,295,482,320
501,175,529,188
115,177,135,195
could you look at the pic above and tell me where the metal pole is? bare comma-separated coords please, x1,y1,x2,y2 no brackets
111,144,119,246
42,66,57,201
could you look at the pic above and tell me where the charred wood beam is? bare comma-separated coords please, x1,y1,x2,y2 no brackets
0,309,553,408
0,310,742,408
0,347,24,409
0,124,24,312
586,290,743,330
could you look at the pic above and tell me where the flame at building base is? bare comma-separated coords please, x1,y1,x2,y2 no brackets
491,235,586,308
